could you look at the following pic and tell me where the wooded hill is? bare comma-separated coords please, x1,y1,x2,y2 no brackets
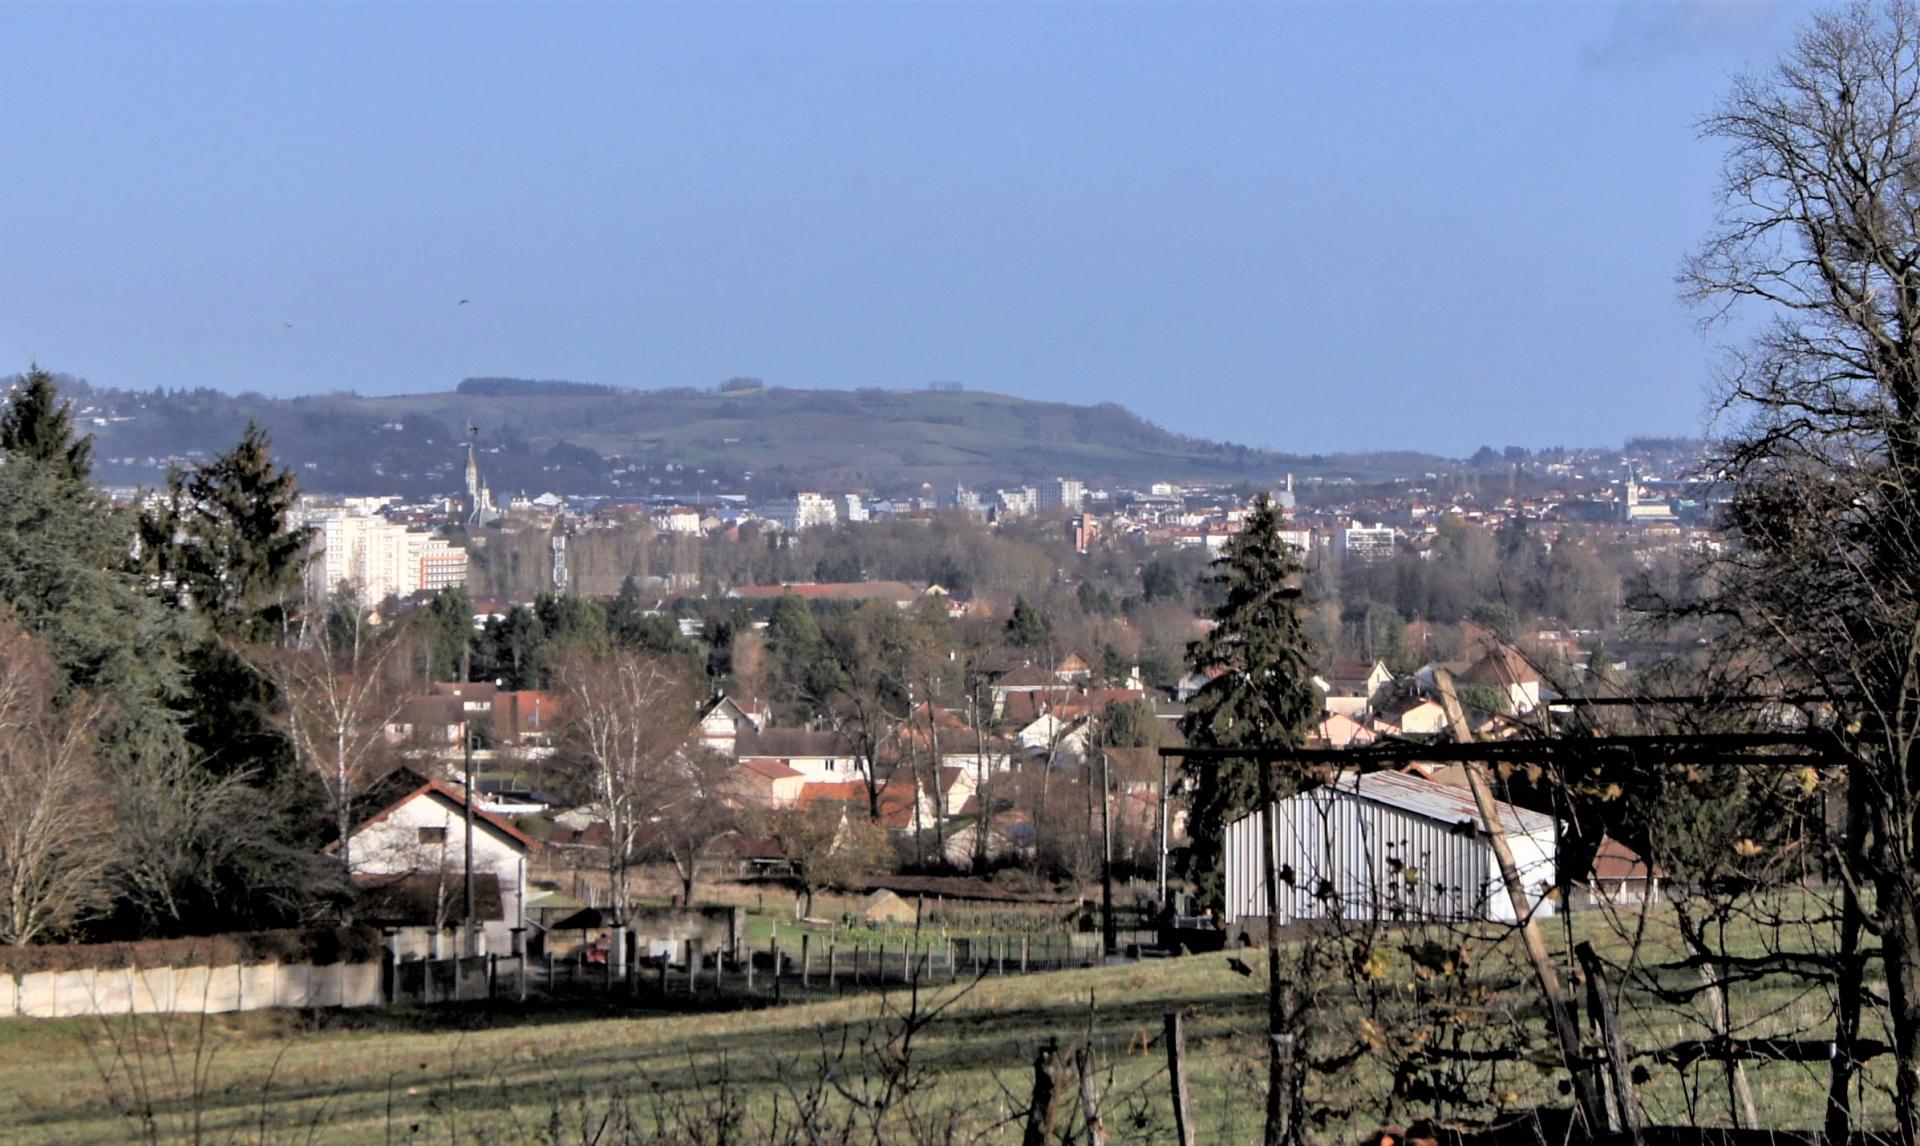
67,376,1445,497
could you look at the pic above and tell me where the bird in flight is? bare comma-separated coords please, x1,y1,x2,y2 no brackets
457,299,469,306
282,322,293,329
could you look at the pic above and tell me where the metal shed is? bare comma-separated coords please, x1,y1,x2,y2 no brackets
1223,770,1557,929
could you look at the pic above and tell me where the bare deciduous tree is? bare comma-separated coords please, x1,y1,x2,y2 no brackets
0,617,118,944
1685,3,1920,1133
264,612,412,878
551,645,702,918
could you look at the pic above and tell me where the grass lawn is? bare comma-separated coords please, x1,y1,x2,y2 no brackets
0,899,1897,1143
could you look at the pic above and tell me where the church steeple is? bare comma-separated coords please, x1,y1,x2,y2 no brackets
463,426,497,527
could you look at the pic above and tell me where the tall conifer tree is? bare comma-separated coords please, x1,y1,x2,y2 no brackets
0,365,92,481
1180,493,1321,906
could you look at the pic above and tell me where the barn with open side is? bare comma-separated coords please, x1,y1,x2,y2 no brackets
1223,770,1557,931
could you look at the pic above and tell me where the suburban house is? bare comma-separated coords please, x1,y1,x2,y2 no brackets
731,757,807,807
1456,646,1546,715
1222,770,1557,932
1582,836,1663,908
1052,651,1094,683
1317,659,1394,718
698,693,770,756
343,770,540,956
1378,696,1449,737
736,728,867,782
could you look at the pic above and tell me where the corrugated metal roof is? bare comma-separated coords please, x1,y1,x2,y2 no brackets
1336,770,1556,837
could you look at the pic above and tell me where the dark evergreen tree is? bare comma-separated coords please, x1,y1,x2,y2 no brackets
766,594,844,716
421,585,476,682
1004,595,1052,649
607,575,689,655
0,364,93,481
141,423,312,642
1180,494,1322,907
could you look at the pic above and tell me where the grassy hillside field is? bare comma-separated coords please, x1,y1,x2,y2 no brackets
0,899,1895,1144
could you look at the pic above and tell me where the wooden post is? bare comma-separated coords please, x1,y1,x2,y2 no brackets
1021,935,1029,974
686,939,700,996
1021,1039,1064,1146
1076,1044,1106,1141
1165,1011,1196,1146
1436,669,1606,1136
801,933,812,990
771,934,782,1004
1254,715,1288,1146
997,935,1006,976
745,940,755,994
828,940,838,989
1697,964,1757,1127
1099,751,1117,958
1577,942,1643,1142
946,937,955,981
1275,982,1296,1145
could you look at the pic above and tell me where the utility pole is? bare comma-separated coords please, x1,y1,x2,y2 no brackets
1156,753,1171,905
461,642,478,957
1099,750,1117,959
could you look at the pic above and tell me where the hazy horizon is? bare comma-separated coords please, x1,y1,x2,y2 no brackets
0,1,1808,456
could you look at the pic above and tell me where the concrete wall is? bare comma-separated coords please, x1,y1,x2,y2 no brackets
620,905,743,961
0,960,382,1019
389,954,497,1005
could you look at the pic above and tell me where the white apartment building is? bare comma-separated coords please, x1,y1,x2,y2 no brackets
838,494,868,523
1039,477,1085,513
652,506,704,534
302,500,469,604
1339,523,1397,565
996,486,1039,518
771,492,841,531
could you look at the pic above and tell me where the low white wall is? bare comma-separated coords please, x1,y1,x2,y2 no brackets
0,960,381,1019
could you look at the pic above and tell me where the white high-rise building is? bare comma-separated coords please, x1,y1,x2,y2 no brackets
1039,477,1085,513
301,499,469,605
772,492,840,531
838,494,868,524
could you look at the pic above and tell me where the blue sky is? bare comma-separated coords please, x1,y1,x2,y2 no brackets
0,1,1805,456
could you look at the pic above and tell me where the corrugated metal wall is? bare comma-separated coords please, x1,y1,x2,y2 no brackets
1226,789,1540,927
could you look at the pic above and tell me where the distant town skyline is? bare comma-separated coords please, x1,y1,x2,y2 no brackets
0,1,1807,455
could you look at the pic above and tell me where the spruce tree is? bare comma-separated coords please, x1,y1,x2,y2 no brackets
143,422,311,642
1180,493,1322,907
1004,595,1052,648
0,365,93,481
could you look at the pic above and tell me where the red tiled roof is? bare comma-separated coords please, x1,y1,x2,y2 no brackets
737,728,859,759
340,771,541,854
739,758,803,781
731,581,923,603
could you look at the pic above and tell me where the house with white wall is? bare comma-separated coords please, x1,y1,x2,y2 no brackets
344,772,539,956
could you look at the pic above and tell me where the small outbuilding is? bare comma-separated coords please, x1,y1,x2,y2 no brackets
1223,770,1557,930
856,889,920,926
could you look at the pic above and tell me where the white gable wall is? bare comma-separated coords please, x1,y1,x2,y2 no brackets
349,791,531,948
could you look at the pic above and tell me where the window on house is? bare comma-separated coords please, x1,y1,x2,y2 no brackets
825,759,836,772
419,827,447,846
